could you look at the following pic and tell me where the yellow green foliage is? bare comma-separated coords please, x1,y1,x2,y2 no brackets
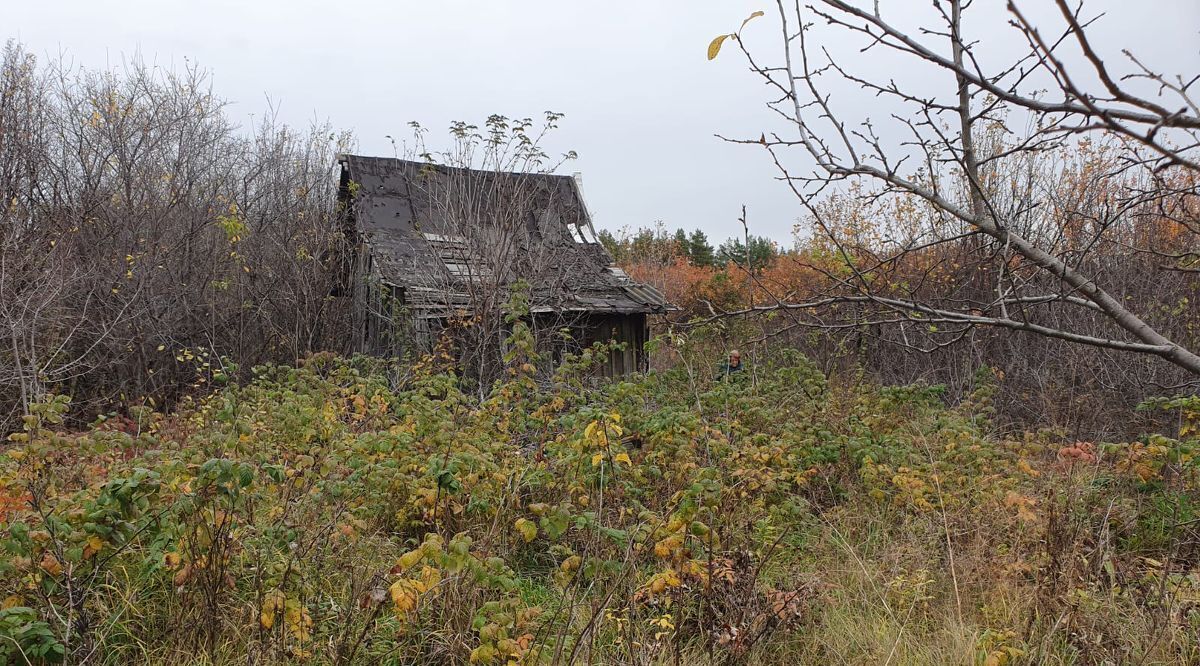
1,350,1198,664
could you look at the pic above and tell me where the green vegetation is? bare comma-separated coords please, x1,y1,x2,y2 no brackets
3,317,1199,664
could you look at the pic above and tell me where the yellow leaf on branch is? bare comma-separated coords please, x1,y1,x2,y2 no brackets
707,34,731,61
515,518,538,543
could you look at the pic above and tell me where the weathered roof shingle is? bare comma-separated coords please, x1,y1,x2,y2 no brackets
340,155,670,315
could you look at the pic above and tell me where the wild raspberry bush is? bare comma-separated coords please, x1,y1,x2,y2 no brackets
1,335,1198,663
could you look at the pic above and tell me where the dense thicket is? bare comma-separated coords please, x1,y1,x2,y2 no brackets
607,131,1199,440
3,18,1197,444
684,0,1200,439
618,183,1199,440
2,323,1198,663
0,42,353,431
2,8,1200,661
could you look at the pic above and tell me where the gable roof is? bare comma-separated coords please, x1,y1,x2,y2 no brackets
339,155,670,316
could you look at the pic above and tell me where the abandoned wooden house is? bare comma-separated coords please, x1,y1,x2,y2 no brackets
337,155,671,375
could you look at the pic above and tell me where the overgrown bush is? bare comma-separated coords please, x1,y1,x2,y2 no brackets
2,328,1199,664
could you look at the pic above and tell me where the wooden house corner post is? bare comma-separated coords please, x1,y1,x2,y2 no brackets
639,313,650,373
337,157,367,355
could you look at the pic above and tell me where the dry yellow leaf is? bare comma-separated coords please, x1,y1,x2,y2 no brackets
389,578,422,615
740,10,765,31
560,555,581,573
515,518,538,543
260,590,285,629
82,535,104,560
39,551,63,577
397,548,423,570
653,536,680,559
707,34,730,61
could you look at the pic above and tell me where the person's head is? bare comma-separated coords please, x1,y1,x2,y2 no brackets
729,350,741,367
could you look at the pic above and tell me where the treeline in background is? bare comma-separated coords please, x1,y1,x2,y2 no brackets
608,190,1198,440
0,42,353,430
2,37,1197,441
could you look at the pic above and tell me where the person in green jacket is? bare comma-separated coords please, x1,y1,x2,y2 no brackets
717,349,744,379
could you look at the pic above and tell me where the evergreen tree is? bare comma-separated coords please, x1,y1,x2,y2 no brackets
687,229,715,267
597,228,622,262
672,228,690,262
716,235,777,271
630,228,656,261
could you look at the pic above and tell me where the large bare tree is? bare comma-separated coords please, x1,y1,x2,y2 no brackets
711,1,1200,377
0,41,353,429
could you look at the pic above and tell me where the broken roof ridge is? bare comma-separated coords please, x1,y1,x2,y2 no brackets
339,153,673,315
338,153,576,183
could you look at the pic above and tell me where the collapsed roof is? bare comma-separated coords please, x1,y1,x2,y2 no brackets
338,155,671,317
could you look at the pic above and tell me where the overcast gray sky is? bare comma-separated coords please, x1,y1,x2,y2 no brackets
6,1,1198,246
